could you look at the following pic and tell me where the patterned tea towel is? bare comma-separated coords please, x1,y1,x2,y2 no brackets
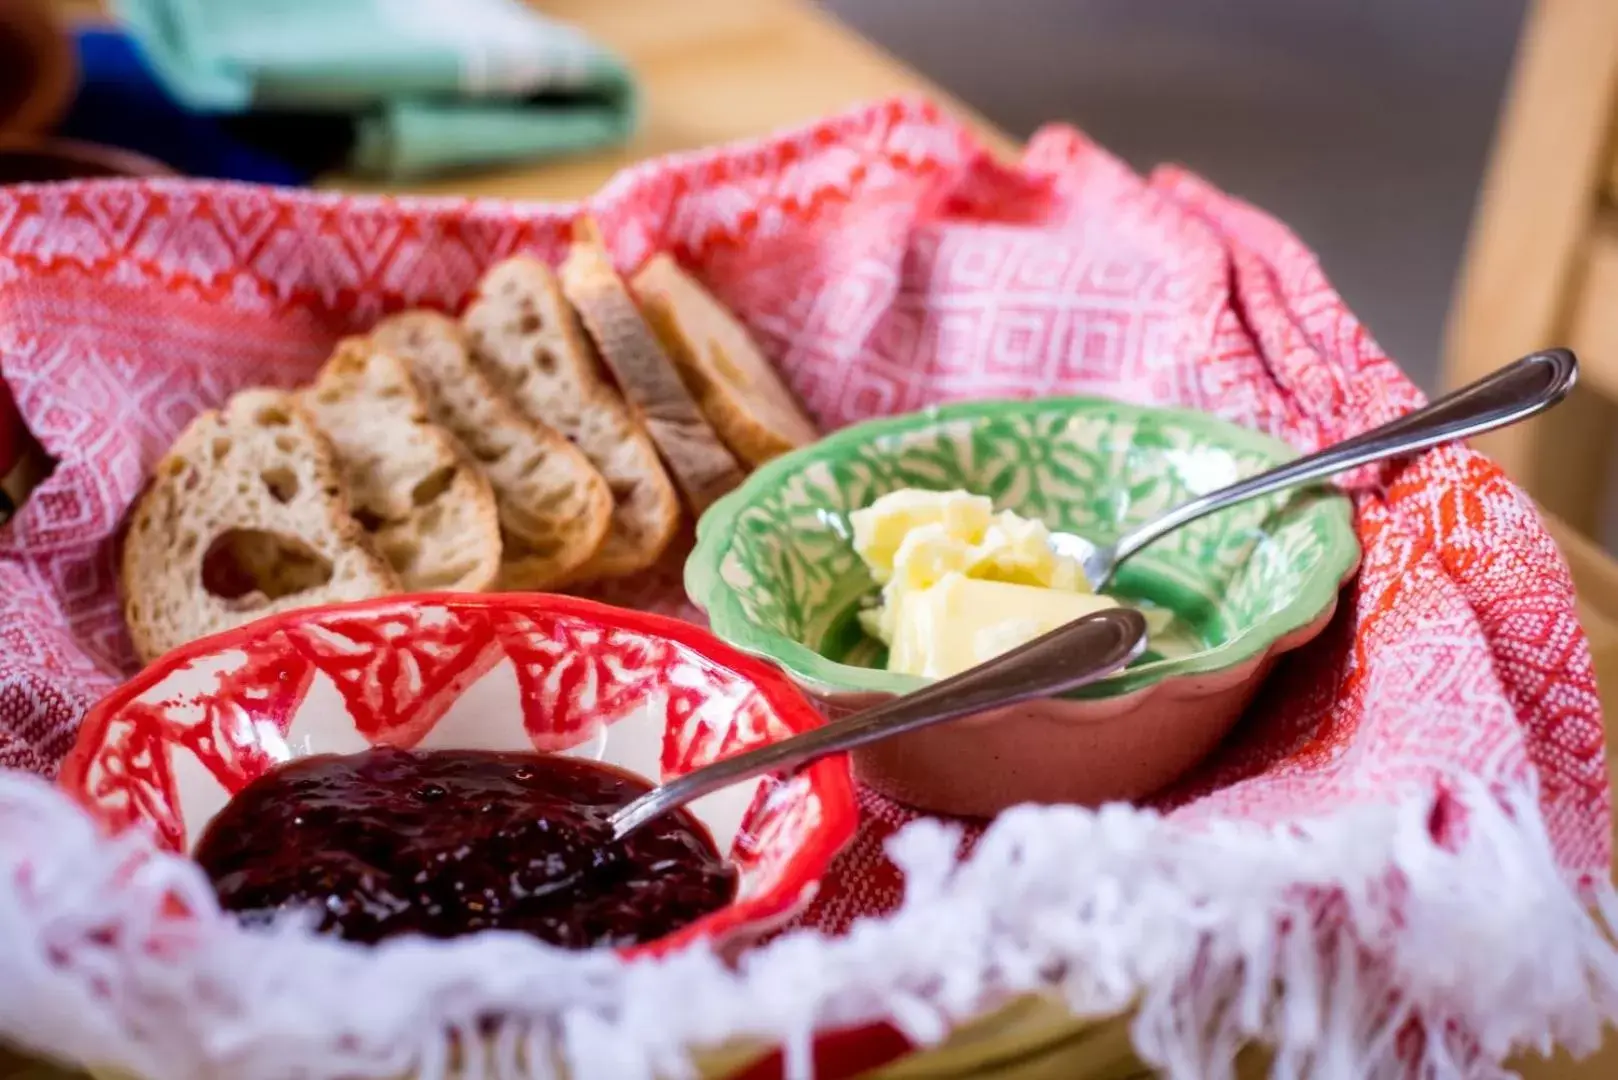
112,0,637,179
0,99,1614,1080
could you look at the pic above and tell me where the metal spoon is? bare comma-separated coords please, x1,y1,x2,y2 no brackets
1052,348,1577,590
607,607,1148,839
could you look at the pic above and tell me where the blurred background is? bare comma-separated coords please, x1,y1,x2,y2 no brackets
824,0,1529,393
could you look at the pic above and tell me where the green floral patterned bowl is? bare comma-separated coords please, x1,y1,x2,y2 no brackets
685,397,1360,816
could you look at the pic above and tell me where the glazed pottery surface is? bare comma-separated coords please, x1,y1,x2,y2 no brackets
59,594,858,955
686,397,1360,815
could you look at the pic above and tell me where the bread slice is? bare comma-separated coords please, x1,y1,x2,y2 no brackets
559,221,746,514
301,339,502,594
462,256,681,583
121,389,400,663
369,311,612,590
632,253,820,466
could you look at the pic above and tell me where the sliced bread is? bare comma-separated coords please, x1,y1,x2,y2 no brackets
559,221,746,513
461,256,681,583
121,389,400,663
631,252,820,466
301,339,502,594
369,311,612,591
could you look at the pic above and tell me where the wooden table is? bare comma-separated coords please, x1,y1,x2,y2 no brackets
26,0,1618,1076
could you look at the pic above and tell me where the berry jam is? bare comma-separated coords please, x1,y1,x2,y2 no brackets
193,748,737,949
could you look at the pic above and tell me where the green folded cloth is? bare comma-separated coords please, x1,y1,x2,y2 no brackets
113,0,637,180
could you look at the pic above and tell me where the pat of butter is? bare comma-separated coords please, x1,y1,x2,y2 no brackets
850,488,1120,678
888,573,1119,679
849,488,994,585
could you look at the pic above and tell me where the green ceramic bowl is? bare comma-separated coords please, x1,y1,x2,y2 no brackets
686,397,1360,815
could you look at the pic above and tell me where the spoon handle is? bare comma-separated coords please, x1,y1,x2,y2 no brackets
608,607,1148,839
1113,348,1577,565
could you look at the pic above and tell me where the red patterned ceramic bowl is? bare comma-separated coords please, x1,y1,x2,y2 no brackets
58,593,858,956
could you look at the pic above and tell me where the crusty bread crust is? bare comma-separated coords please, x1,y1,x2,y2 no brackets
370,311,612,590
301,339,502,594
462,256,681,583
631,253,819,466
560,221,745,514
121,389,399,663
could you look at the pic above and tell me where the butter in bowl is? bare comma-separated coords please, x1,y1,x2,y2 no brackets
849,488,1167,679
686,397,1361,817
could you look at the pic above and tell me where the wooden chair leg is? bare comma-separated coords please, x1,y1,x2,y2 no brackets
1444,0,1618,536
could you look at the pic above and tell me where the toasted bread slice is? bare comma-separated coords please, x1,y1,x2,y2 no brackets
301,339,502,594
370,311,613,591
559,221,745,514
632,253,820,466
121,389,400,663
462,256,681,583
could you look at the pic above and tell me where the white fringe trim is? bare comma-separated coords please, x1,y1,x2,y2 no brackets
1,770,1614,1080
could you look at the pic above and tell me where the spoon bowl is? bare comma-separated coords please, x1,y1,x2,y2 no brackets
689,394,1360,815
62,593,860,957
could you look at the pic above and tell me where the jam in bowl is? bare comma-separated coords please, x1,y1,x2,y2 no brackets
196,748,738,949
60,594,859,954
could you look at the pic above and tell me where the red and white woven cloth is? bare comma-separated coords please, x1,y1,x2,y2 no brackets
0,99,1613,1080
